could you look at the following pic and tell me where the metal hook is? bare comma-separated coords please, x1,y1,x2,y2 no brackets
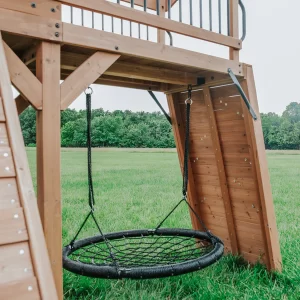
185,85,193,105
84,87,93,95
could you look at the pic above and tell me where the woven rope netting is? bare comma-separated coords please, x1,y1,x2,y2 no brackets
69,234,214,268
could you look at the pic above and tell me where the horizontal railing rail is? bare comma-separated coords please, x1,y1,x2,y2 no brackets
60,0,246,51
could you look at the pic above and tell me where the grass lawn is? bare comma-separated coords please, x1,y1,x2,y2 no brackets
26,149,300,300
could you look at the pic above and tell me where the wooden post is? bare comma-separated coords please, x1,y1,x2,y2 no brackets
157,2,166,44
229,0,239,61
36,42,62,298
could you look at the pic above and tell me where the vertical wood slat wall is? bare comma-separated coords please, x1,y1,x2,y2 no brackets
0,33,58,299
167,72,281,270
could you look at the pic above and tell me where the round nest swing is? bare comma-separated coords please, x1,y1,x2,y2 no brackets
63,87,224,280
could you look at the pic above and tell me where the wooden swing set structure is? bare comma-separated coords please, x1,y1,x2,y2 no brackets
0,0,282,299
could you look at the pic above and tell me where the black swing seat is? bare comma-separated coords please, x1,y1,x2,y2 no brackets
63,228,224,279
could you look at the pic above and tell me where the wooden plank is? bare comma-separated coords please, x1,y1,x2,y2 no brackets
0,0,61,19
0,123,8,146
0,97,4,121
0,178,20,209
0,8,62,41
241,66,282,271
58,0,242,49
36,41,61,298
0,277,40,300
203,87,238,253
192,164,219,176
0,208,28,245
15,95,30,115
167,93,203,231
63,23,243,75
61,51,120,110
0,242,34,284
0,147,16,177
0,32,58,299
157,2,166,44
227,176,257,191
61,51,198,85
3,42,42,109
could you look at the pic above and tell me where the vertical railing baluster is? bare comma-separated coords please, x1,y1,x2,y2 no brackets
144,0,149,40
112,16,114,32
102,14,105,31
199,0,203,28
168,0,171,19
156,0,160,15
130,0,134,37
209,0,212,31
189,0,193,25
92,12,95,28
70,6,73,24
218,0,221,33
179,0,182,22
227,0,230,35
81,9,84,26
117,0,123,35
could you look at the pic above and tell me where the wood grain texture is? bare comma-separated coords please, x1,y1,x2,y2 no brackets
36,41,61,298
0,0,61,19
0,32,58,299
3,42,42,109
0,147,16,177
63,23,243,75
61,51,120,110
203,87,238,253
241,66,282,271
0,178,20,209
0,242,34,284
0,208,28,245
0,8,62,41
0,277,40,300
0,122,8,145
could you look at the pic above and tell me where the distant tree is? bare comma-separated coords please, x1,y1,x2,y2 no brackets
282,102,300,123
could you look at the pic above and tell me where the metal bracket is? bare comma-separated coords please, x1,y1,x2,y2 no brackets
148,91,172,125
197,77,206,86
228,68,257,120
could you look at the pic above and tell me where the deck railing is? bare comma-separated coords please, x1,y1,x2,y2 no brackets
60,0,246,54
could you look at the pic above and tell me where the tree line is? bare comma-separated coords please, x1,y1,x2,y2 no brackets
19,102,300,149
20,107,175,148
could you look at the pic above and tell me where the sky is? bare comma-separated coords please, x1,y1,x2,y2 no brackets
59,0,300,115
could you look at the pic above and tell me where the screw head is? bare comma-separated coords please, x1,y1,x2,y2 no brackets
55,23,60,29
55,32,59,37
115,46,119,50
31,3,36,8
51,8,56,12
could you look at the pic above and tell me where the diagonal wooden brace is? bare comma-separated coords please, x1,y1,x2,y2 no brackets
3,41,42,110
60,52,120,110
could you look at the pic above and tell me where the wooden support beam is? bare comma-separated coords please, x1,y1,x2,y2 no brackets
61,51,120,110
58,0,241,49
63,23,243,75
15,95,30,115
241,66,282,271
157,2,166,44
0,0,61,19
3,41,42,109
167,93,203,231
229,0,240,61
0,31,58,300
60,51,198,85
0,9,243,75
203,86,239,254
36,41,62,298
0,8,62,42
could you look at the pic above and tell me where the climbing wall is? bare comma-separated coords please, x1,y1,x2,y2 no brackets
0,35,57,299
167,67,282,271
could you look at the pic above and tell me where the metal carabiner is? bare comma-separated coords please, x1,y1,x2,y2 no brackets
185,85,193,105
84,86,94,95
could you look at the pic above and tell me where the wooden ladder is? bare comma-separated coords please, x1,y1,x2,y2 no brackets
0,33,57,300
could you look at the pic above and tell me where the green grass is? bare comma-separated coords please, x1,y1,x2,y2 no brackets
26,149,300,300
